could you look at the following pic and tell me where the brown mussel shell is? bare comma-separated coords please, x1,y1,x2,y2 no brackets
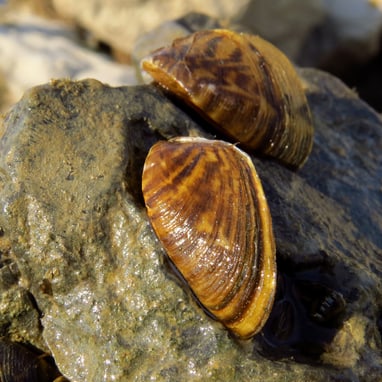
141,29,314,168
0,339,65,382
142,137,276,339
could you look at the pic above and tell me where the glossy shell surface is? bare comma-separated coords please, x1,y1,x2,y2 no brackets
142,137,276,339
141,29,314,168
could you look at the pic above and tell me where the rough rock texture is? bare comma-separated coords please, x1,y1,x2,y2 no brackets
0,70,381,381
0,260,45,349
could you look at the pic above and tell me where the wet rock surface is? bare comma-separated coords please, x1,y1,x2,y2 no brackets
0,70,381,381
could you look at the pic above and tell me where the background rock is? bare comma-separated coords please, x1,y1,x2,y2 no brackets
237,0,382,69
0,67,381,381
50,0,249,59
236,0,382,110
237,0,325,62
46,0,382,71
2,2,382,112
0,10,137,112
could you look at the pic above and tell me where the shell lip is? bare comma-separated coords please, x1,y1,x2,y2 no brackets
140,28,314,169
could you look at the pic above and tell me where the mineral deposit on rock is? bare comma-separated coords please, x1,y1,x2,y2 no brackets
0,71,381,381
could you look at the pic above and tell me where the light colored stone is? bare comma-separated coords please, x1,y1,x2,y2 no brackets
51,0,249,55
321,0,382,60
0,12,137,112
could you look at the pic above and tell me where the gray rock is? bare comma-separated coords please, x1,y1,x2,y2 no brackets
237,0,325,61
237,0,382,69
0,70,381,381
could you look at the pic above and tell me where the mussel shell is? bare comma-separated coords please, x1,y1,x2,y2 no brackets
142,137,276,339
141,29,314,168
0,339,63,382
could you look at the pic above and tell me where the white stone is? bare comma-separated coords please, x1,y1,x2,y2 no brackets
0,12,137,111
52,0,250,56
322,0,382,58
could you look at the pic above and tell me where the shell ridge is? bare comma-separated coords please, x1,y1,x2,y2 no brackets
219,160,264,322
141,29,314,167
142,116,277,339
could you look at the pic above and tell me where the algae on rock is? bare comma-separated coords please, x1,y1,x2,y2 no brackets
0,73,381,381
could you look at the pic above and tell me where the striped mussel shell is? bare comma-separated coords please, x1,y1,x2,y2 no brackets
141,29,314,168
142,137,276,339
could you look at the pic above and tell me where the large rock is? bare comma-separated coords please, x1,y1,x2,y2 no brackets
0,69,381,381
